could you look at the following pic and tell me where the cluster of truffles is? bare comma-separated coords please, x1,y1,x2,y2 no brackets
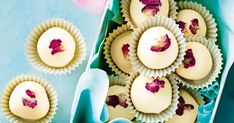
104,0,222,123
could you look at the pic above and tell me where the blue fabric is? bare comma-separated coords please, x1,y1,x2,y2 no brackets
70,69,109,123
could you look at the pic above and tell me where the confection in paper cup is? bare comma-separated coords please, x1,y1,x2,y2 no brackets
177,1,218,41
121,0,178,28
107,75,135,121
173,37,223,89
104,25,133,76
25,18,86,75
129,16,186,77
125,73,179,123
165,85,205,123
1,75,58,123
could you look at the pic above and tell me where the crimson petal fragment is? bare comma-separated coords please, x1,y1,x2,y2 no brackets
25,89,36,98
177,21,186,32
106,95,119,108
142,4,161,16
140,0,162,5
189,18,199,35
183,49,196,69
22,97,37,109
175,96,195,116
151,34,171,52
184,104,195,110
49,39,65,55
145,78,165,93
176,106,185,116
122,43,130,60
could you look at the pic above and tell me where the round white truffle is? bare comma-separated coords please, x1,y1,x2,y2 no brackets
130,0,169,27
131,75,172,113
137,27,178,69
37,27,76,67
176,42,212,80
107,85,134,121
111,31,133,74
9,81,50,120
165,90,199,123
177,9,207,37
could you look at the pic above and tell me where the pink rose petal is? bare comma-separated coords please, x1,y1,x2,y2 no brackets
176,96,194,116
122,43,130,60
177,21,186,32
189,18,199,35
140,0,162,16
183,49,196,69
26,89,36,98
145,78,165,93
106,94,128,108
22,97,37,109
49,39,65,55
140,0,162,5
151,34,171,52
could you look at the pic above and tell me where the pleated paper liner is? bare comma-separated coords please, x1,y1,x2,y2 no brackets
121,0,178,29
125,73,180,123
129,16,186,77
179,86,205,106
1,75,58,123
103,25,133,77
177,1,218,41
173,37,223,89
109,75,128,86
25,18,86,75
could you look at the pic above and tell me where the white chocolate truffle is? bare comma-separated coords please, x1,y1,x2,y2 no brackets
177,9,207,37
37,27,76,67
131,75,172,113
9,81,50,120
137,27,178,69
107,85,134,121
111,31,133,74
130,0,169,26
165,90,199,123
176,42,212,80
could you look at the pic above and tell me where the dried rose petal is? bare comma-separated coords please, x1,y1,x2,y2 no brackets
189,18,199,35
25,89,36,98
49,39,65,55
106,95,119,108
178,96,185,104
183,49,196,69
106,94,128,108
184,104,195,110
176,96,195,116
118,93,128,108
145,78,165,93
151,34,171,52
176,106,185,116
22,97,37,109
142,4,161,16
177,21,186,32
140,0,162,5
122,43,130,60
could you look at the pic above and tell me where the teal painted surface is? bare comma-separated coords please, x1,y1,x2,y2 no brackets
0,0,102,122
